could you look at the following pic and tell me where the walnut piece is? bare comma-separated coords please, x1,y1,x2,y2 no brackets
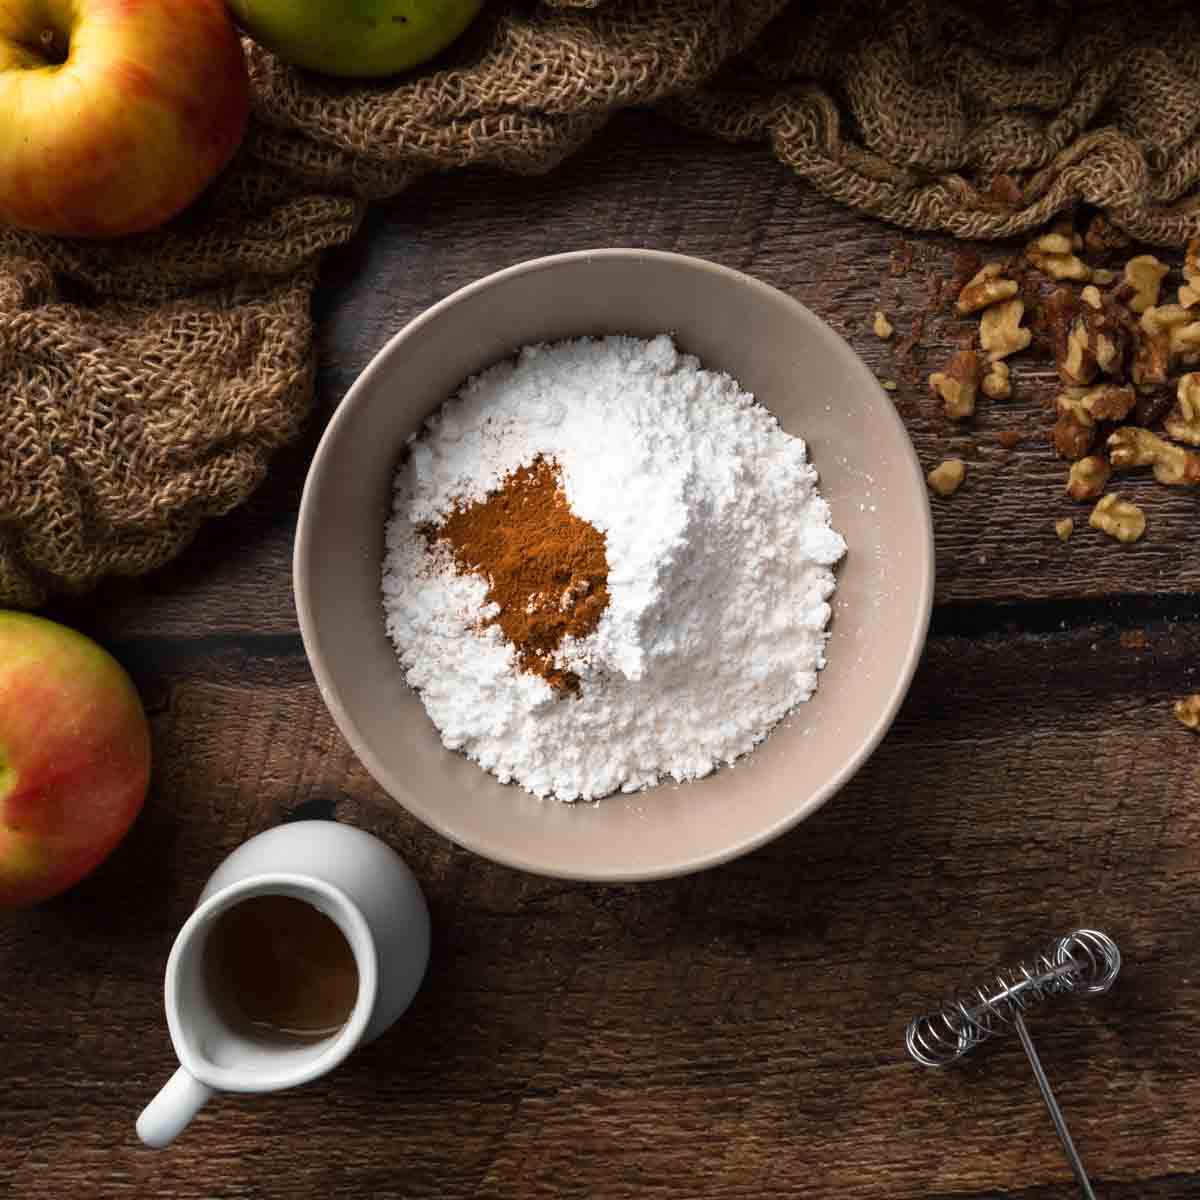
1037,231,1075,255
1066,455,1110,501
1180,284,1200,309
1089,494,1146,543
1131,325,1170,389
1134,306,1200,367
1175,694,1200,731
1081,285,1103,310
929,350,982,420
1141,304,1194,336
981,360,1011,399
1123,255,1170,313
1051,385,1133,462
1055,517,1075,542
873,310,894,340
1026,237,1090,282
1092,268,1117,286
927,458,966,496
1165,373,1200,446
1052,395,1096,460
1171,320,1200,365
1107,426,1200,486
1078,382,1136,421
1060,316,1097,386
1051,290,1130,384
979,298,1030,361
955,262,1019,315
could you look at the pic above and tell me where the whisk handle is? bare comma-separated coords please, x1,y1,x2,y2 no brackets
1013,1011,1097,1200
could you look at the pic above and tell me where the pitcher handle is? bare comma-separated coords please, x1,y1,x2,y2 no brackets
137,1066,213,1149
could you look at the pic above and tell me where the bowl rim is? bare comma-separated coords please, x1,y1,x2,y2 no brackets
294,248,935,882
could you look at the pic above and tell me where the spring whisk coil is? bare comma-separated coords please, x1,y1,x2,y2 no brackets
906,928,1121,1068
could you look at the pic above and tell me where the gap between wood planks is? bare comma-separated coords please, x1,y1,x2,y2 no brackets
95,591,1200,679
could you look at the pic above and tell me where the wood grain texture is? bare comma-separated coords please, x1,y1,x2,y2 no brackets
8,107,1200,1200
49,110,1200,642
2,613,1199,1199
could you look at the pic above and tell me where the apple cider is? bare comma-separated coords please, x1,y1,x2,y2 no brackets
204,894,358,1041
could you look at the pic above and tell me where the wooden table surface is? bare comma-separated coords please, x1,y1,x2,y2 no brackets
4,111,1199,1200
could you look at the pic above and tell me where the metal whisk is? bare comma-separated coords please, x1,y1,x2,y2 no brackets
906,929,1121,1200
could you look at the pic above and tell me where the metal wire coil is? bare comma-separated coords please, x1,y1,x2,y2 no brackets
906,928,1121,1068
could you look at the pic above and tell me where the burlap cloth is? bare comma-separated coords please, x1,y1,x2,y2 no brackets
3,0,1199,607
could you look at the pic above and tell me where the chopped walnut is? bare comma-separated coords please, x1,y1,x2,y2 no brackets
927,458,967,496
1052,395,1096,460
1055,517,1075,542
1123,255,1170,313
873,310,894,340
1078,383,1136,422
929,350,982,420
1092,268,1117,286
981,360,1012,399
1034,230,1075,256
1026,238,1090,282
1107,426,1200,486
1165,373,1200,445
1060,316,1097,386
1170,320,1200,364
1141,304,1194,336
1089,494,1146,543
1180,284,1200,309
979,298,1030,361
1131,325,1170,389
1175,694,1200,731
1081,285,1103,310
1050,290,1129,384
1045,286,1078,357
1066,455,1111,501
955,262,1019,315
1050,384,1133,462
1090,295,1133,377
1140,304,1200,366
1083,214,1130,261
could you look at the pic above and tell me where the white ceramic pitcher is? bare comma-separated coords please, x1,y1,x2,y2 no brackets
137,820,430,1149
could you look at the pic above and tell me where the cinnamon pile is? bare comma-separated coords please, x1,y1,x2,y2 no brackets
428,456,609,694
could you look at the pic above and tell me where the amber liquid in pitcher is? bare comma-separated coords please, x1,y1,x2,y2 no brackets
204,894,359,1041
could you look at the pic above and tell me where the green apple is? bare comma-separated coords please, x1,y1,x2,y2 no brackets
0,612,151,908
227,0,484,79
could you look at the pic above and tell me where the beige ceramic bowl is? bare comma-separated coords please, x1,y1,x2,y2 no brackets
295,250,933,882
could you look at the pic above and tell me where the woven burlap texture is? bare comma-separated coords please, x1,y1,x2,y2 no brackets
3,0,1199,606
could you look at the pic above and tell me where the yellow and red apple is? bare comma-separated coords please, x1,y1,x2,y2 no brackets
0,0,249,238
226,0,483,79
0,612,151,908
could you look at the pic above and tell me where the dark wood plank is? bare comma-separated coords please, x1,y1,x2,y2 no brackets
51,109,1200,641
3,615,1199,1197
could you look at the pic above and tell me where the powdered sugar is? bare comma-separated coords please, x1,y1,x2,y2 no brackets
382,335,845,801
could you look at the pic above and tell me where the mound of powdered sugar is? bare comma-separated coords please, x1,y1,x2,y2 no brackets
382,334,845,801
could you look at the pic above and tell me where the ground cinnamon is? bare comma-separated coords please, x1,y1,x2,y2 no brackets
428,456,609,694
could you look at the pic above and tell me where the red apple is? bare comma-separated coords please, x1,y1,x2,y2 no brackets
0,612,151,908
0,0,249,238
